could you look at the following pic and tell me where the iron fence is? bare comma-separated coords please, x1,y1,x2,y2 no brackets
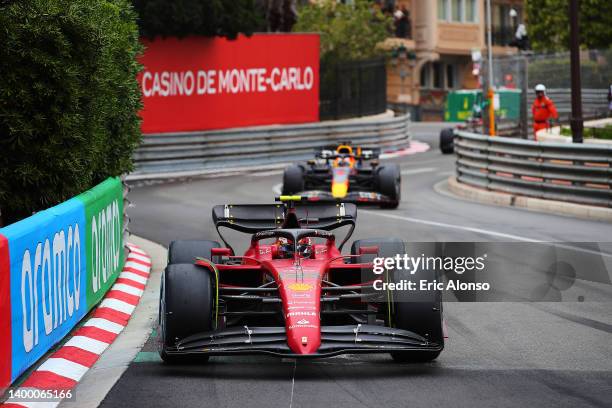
320,58,387,120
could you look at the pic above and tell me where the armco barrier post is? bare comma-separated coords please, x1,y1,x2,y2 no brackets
0,198,87,382
76,177,124,309
0,234,11,392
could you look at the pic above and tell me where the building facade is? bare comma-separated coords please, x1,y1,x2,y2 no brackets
384,0,525,120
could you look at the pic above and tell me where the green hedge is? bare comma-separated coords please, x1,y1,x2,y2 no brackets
0,0,143,226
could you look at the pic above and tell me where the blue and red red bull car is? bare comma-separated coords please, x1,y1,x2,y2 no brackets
158,196,443,362
281,144,401,208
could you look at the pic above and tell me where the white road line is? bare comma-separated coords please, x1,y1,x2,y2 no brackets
289,360,297,408
400,167,436,175
119,271,148,285
363,211,612,260
100,298,136,315
83,317,125,334
111,283,144,297
37,358,89,382
361,210,540,242
64,336,110,354
253,170,283,177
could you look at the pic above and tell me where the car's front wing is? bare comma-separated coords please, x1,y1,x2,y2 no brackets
297,191,396,205
162,324,442,358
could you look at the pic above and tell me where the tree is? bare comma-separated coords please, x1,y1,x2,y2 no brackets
132,0,264,39
526,0,612,51
0,0,143,225
292,0,391,65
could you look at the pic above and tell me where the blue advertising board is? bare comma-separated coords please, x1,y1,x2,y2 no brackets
0,198,87,382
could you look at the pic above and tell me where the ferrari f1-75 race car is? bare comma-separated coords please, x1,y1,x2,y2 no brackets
281,144,401,208
158,196,444,362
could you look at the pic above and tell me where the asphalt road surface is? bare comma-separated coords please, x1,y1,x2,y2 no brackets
102,123,612,408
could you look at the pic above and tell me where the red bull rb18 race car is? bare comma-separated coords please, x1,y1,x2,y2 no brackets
158,196,443,362
281,144,401,208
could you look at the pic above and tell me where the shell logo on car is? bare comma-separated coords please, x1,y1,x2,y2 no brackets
288,282,313,291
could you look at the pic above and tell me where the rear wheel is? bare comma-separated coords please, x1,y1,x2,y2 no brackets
439,128,455,154
376,164,401,209
352,239,443,363
168,240,220,265
282,165,305,194
159,263,214,364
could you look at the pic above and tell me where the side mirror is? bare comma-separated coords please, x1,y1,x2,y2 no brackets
359,246,379,255
211,247,232,257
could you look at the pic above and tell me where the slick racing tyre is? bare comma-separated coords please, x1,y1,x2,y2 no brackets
167,240,220,265
376,164,401,209
159,263,214,364
352,239,443,363
439,128,455,154
282,165,305,194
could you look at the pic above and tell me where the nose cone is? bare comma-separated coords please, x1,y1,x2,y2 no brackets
287,326,321,354
281,279,322,355
332,181,348,198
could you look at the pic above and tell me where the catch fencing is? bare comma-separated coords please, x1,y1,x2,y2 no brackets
483,49,611,137
132,113,412,177
454,131,612,207
497,88,609,137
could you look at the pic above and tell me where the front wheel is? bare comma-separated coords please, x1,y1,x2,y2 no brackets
159,263,214,364
390,241,444,362
376,164,401,209
352,239,443,363
282,165,305,194
439,128,455,154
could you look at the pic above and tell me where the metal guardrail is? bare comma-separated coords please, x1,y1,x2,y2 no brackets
131,114,412,176
454,131,612,207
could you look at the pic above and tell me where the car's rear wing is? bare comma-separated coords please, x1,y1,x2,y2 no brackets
212,202,357,249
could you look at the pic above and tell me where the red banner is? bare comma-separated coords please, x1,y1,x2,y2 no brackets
138,34,320,134
0,234,10,391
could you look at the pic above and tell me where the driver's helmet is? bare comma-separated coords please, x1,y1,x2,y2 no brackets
338,157,351,167
276,237,294,259
297,238,313,259
336,145,352,155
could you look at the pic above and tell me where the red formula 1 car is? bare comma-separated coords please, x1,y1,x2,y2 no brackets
158,196,443,362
